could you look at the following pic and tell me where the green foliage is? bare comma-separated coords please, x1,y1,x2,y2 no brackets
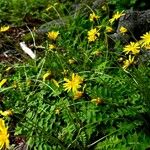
0,0,150,149
95,132,150,150
0,0,59,25
108,0,137,10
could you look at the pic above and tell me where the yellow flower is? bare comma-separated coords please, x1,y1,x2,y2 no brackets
63,73,83,93
123,42,140,55
74,91,84,100
102,5,107,11
109,11,125,24
68,59,76,64
0,79,7,88
91,50,102,56
0,119,9,149
91,97,103,105
105,26,113,33
118,57,124,62
62,69,68,76
140,31,150,47
89,13,100,22
55,109,60,115
48,31,59,41
43,71,52,81
122,55,135,70
88,28,100,42
0,110,13,117
119,26,127,34
49,44,56,50
0,25,10,32
113,11,125,19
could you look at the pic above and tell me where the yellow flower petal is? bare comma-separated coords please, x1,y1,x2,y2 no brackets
48,31,59,41
123,42,140,55
0,25,10,32
43,71,52,81
74,91,83,100
88,28,100,42
0,119,9,149
49,44,56,50
122,55,135,70
89,13,100,22
109,11,125,24
106,26,113,33
0,79,7,88
119,26,127,33
91,97,103,105
68,59,76,64
140,31,150,47
0,110,13,117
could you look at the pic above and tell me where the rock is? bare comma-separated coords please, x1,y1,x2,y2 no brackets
109,9,150,43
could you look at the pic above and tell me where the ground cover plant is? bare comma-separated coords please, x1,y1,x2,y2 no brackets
0,0,150,149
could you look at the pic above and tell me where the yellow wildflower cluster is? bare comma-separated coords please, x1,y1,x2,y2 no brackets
122,31,150,69
109,11,125,24
63,73,83,93
88,28,100,42
0,119,9,149
89,13,100,22
122,42,139,70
